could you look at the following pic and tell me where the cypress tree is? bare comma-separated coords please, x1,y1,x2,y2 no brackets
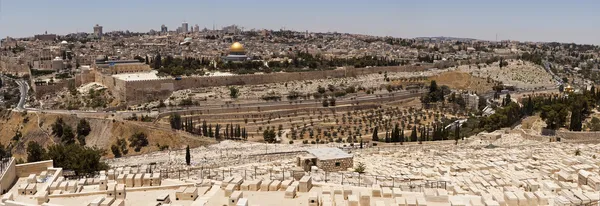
185,145,191,166
372,127,379,142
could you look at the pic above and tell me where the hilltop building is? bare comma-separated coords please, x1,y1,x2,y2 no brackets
222,42,249,62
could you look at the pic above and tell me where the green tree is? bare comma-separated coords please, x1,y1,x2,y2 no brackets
61,125,76,145
46,144,108,176
26,141,46,162
185,145,191,166
322,99,329,107
77,119,91,145
410,126,417,142
128,132,149,152
170,114,182,130
372,127,379,142
263,129,276,143
154,53,162,69
229,87,240,99
587,117,600,131
570,106,583,131
51,118,65,138
454,123,461,144
111,145,122,158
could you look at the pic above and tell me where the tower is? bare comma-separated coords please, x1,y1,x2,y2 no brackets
182,22,189,33
93,24,103,38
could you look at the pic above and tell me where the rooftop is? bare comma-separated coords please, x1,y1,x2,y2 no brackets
112,71,161,81
306,148,352,160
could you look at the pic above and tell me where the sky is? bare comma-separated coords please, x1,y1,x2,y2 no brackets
0,0,599,45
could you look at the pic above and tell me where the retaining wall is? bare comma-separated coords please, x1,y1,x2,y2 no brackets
0,158,16,194
15,160,53,178
556,131,600,143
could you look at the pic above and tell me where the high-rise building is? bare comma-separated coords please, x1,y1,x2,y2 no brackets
161,24,168,33
93,24,103,38
182,22,189,33
193,24,200,33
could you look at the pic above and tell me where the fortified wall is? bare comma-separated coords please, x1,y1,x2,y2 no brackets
123,65,425,105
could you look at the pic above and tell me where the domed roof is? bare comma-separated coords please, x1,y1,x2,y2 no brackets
230,42,245,53
60,40,68,44
184,37,192,42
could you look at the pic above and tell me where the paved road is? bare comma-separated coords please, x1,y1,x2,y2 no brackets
15,79,28,111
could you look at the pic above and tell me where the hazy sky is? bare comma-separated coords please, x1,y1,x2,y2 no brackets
1,0,599,45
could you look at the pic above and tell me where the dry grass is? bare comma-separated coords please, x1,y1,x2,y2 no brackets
430,71,496,93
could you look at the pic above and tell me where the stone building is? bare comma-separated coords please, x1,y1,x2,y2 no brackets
297,148,353,172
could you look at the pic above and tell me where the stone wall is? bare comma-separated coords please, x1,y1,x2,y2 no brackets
317,157,353,172
74,71,96,87
15,160,53,178
0,158,17,194
556,131,600,143
33,79,74,99
122,65,425,105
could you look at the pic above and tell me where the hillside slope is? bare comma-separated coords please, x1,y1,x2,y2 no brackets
0,110,215,159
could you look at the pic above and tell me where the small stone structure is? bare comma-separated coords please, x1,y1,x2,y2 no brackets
298,148,353,172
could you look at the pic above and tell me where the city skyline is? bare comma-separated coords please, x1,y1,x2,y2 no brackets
0,0,599,45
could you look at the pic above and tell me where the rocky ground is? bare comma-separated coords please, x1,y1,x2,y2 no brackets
457,59,556,90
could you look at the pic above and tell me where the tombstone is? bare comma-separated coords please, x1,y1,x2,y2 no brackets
39,171,48,179
348,195,359,206
27,174,37,184
88,196,105,206
125,174,135,187
229,191,244,206
269,180,281,191
99,197,114,206
175,187,187,200
182,187,198,200
115,184,126,199
372,184,382,197
107,169,115,180
98,176,107,190
35,191,48,204
133,174,143,187
112,199,124,206
78,178,87,186
299,176,313,192
261,180,273,191
17,183,29,195
222,177,234,188
360,191,371,206
396,197,407,206
285,185,297,199
151,173,161,186
116,174,126,184
26,184,37,195
225,184,236,197
156,194,170,204
236,198,249,206
280,180,293,190
308,192,319,206
106,183,116,197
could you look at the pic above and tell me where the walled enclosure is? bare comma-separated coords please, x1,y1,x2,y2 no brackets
124,65,425,105
15,160,54,178
33,65,426,106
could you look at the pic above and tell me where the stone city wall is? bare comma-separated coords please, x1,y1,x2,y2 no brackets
33,79,74,99
556,131,600,143
74,71,96,87
122,65,425,105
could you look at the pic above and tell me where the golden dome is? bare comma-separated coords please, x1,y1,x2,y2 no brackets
230,42,245,53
